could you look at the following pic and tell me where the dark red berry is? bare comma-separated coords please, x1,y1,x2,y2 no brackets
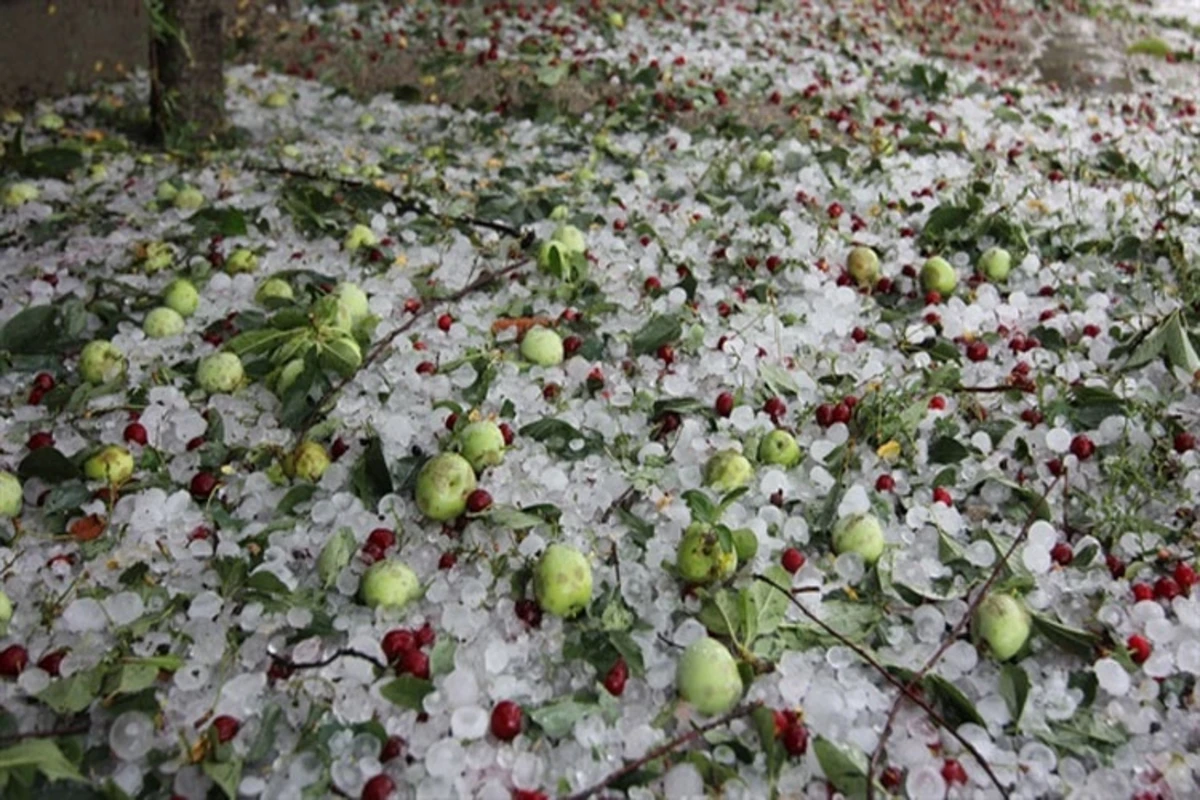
211,715,240,743
881,766,903,789
415,622,435,648
26,431,54,450
603,658,628,697
656,344,675,365
1174,432,1196,454
490,700,523,741
781,548,805,574
850,327,867,343
1107,554,1127,579
1127,634,1151,664
189,472,219,500
33,372,55,391
381,629,417,662
466,489,493,513
563,335,582,357
366,528,396,552
1070,435,1095,461
1132,583,1154,602
416,361,437,375
815,403,835,427
1154,576,1181,601
763,397,786,420
643,276,662,293
1082,324,1101,338
1173,562,1197,591
941,758,968,786
1050,542,1074,566
498,423,515,445
437,313,453,332
36,649,66,677
511,791,549,800
782,723,809,757
379,735,406,763
928,395,946,410
830,402,851,425
875,474,895,492
966,341,989,362
361,774,396,800
399,649,430,679
0,645,29,678
438,551,457,570
514,598,542,628
715,392,735,418
932,486,953,506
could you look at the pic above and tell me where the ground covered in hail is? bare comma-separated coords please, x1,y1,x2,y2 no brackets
2,0,1200,798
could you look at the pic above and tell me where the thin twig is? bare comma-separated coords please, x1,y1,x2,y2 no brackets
266,647,389,673
753,573,1010,799
0,722,90,743
864,474,1061,798
953,383,1035,394
294,257,528,440
559,702,761,800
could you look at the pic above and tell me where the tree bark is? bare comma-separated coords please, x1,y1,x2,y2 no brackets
149,0,226,143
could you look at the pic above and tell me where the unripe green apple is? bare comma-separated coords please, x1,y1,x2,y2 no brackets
83,445,135,485
173,187,205,211
196,352,245,395
358,112,376,130
920,256,957,295
704,450,753,493
749,150,774,174
974,593,1031,661
0,471,22,518
533,543,593,618
520,327,564,367
262,90,291,108
143,307,185,339
758,430,802,468
608,11,625,28
225,248,258,275
458,420,506,472
344,224,378,252
79,339,127,385
414,453,477,521
37,112,64,131
142,241,175,273
285,441,331,482
832,512,885,565
359,559,421,610
256,277,294,305
677,637,743,716
847,246,881,288
334,282,370,324
155,181,178,203
3,182,39,208
977,247,1012,282
163,278,199,317
676,527,738,584
0,588,12,632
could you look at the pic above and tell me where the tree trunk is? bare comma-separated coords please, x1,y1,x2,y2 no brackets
149,0,225,143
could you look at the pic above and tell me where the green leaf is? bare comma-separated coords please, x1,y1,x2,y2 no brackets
1126,37,1172,58
920,204,973,243
0,305,58,354
278,484,316,514
681,490,719,524
202,758,244,800
0,739,85,783
924,674,985,728
317,528,358,588
106,663,159,697
928,436,970,464
529,699,596,739
1031,613,1101,657
696,589,743,639
350,436,393,510
380,676,434,711
813,737,869,800
245,570,290,597
630,314,682,356
606,631,645,677
38,668,103,714
751,705,786,781
18,447,81,483
1068,385,1125,429
487,505,549,530
519,418,605,460
429,639,456,677
16,147,84,179
189,207,248,238
746,565,791,636
246,704,282,764
999,663,1030,725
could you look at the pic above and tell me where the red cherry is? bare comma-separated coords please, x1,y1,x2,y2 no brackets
438,551,457,570
643,276,662,293
543,383,560,401
1154,576,1181,601
415,622,435,648
966,341,989,362
941,758,968,786
881,766,904,789
928,395,946,410
366,528,396,552
437,313,453,332
361,774,396,800
490,700,523,741
33,372,55,391
27,387,45,406
781,548,806,574
211,715,240,743
782,723,809,757
1050,542,1073,566
189,472,219,500
875,474,895,492
1082,324,1101,337
1046,458,1065,477
850,327,867,343
932,486,953,506
563,335,582,357
1069,435,1095,461
1126,634,1151,664
603,658,628,696
416,361,437,375
123,423,148,446
924,291,942,306
514,598,542,628
1132,583,1154,602
399,649,430,679
511,791,549,800
1174,432,1196,453
498,423,515,446
379,735,406,763
0,645,29,678
656,344,675,365
403,298,421,314
763,396,786,420
714,392,735,418
26,431,54,450
815,403,835,427
1107,554,1127,579
466,489,493,513
830,402,851,425
36,649,67,677
827,202,844,219
445,413,459,431
381,629,417,662
1173,562,1197,591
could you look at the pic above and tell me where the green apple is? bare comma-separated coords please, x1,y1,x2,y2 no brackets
344,224,378,252
196,352,245,395
285,441,331,482
0,588,12,633
974,593,1031,661
0,471,22,518
79,340,127,385
173,187,205,211
704,450,753,492
262,90,291,108
225,248,258,275
731,528,758,562
256,277,294,305
414,453,477,521
749,150,774,174
163,278,199,317
533,543,593,618
608,11,625,28
758,430,802,468
3,182,39,208
358,112,376,130
458,420,506,472
677,637,743,716
143,306,185,339
155,181,179,203
832,512,885,565
520,327,564,367
359,559,421,610
676,526,738,584
142,241,175,273
83,445,135,485
919,256,957,295
37,112,64,131
334,282,370,324
847,246,880,288
977,247,1012,282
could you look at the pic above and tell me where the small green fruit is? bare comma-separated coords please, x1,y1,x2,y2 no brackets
832,512,885,565
676,527,738,584
704,450,753,492
79,340,127,385
458,420,506,472
262,90,291,108
37,112,64,131
196,352,245,395
334,282,370,324
608,11,625,28
731,528,758,563
225,248,258,275
358,112,376,130
359,559,421,610
0,471,22,518
749,150,774,174
83,445,135,485
256,277,294,305
275,358,306,396
533,543,593,618
143,307,185,339
320,336,362,377
975,593,1031,661
977,247,1012,282
173,187,205,211
0,588,12,631
163,278,199,317
141,241,175,273
847,246,881,288
758,430,801,468
677,637,743,716
414,453,477,521
344,224,378,252
520,327,564,367
285,441,331,482
155,181,178,203
3,182,39,208
920,256,957,295
552,224,587,255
